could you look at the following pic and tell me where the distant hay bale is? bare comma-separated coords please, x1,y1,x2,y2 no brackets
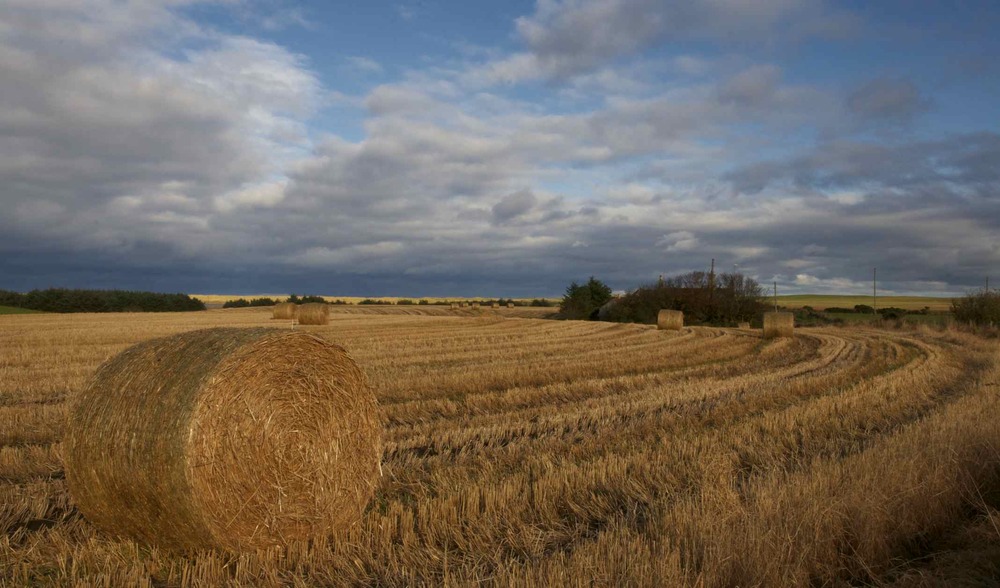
460,302,467,308
272,302,297,320
738,322,751,330
763,312,795,338
450,303,457,310
297,302,330,325
507,302,514,308
657,309,683,330
472,303,480,310
491,303,499,309
64,328,381,552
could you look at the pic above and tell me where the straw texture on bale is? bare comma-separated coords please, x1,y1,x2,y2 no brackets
763,311,795,338
297,302,330,325
272,302,297,320
64,328,381,552
450,303,457,310
507,302,514,308
491,303,499,309
657,309,683,330
738,322,751,330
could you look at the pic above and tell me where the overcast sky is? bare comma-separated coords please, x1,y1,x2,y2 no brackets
1,1,997,296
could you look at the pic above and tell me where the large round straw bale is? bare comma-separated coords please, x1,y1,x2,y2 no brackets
64,328,381,552
297,302,330,325
507,302,514,308
491,303,499,309
738,321,751,330
472,302,480,310
763,311,795,338
450,302,457,310
272,302,297,320
657,309,683,330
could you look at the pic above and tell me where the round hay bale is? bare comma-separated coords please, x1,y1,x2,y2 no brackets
507,302,514,308
272,302,297,320
738,321,751,330
450,303,457,310
472,303,480,310
459,302,467,308
491,303,499,309
64,327,381,552
297,302,330,325
657,309,683,330
763,311,795,338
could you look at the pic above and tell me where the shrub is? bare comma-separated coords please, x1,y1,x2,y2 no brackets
223,297,277,309
286,294,326,304
854,304,875,314
952,289,1000,326
878,307,907,320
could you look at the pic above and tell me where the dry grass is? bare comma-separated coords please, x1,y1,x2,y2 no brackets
1,306,999,585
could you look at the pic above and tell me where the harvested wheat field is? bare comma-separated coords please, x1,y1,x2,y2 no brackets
3,306,1000,586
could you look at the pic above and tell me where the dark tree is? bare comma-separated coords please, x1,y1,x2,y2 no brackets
560,277,613,320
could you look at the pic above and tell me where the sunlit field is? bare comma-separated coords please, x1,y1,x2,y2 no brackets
2,306,999,586
777,295,954,312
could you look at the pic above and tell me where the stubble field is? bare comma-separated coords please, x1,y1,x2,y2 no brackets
2,306,999,586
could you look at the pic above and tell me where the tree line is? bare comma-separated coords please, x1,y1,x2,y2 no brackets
0,289,205,313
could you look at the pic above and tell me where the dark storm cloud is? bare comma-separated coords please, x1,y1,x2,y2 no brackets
484,0,859,82
847,77,929,123
492,190,538,223
726,133,1000,197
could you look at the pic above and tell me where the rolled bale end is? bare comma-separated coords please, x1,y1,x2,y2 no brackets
491,303,499,309
507,303,514,308
738,322,751,330
472,303,480,310
64,327,381,552
657,309,684,331
763,311,795,338
450,303,457,310
459,302,467,308
272,302,297,320
297,302,330,325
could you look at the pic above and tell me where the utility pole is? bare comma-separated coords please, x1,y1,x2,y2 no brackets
873,267,877,314
773,281,778,312
709,258,715,305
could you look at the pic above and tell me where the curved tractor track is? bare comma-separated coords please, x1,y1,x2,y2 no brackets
1,307,998,586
